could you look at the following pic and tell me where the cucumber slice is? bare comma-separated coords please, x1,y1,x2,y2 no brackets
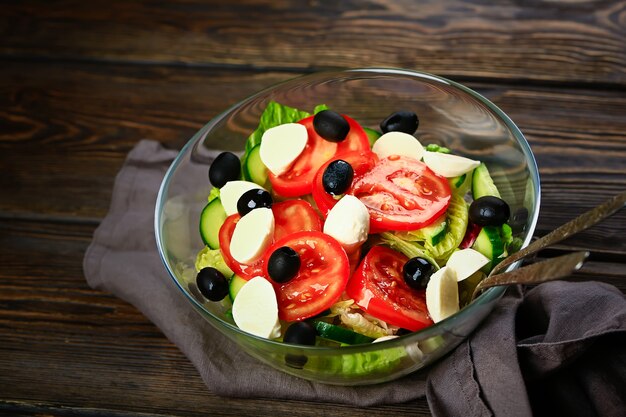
471,226,505,271
228,274,247,302
312,321,375,345
199,198,227,249
405,215,447,246
427,194,468,262
450,168,474,196
363,127,382,146
243,143,269,187
472,163,501,199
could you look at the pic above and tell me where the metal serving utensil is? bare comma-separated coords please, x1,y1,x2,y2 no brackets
470,190,626,301
489,190,626,278
470,251,589,301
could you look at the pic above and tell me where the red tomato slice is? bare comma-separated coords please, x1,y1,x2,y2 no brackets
269,114,370,197
346,246,433,331
218,214,265,279
312,150,379,217
219,199,322,280
272,199,322,241
349,156,451,232
263,231,350,321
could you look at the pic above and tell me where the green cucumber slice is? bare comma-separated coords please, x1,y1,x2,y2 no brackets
363,127,382,146
426,193,468,262
199,198,227,249
228,274,247,302
243,143,269,187
472,163,501,199
471,226,505,270
312,321,375,345
404,215,447,246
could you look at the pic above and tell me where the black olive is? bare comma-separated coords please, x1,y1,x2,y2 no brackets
380,110,419,134
236,188,273,216
267,246,301,283
322,159,354,195
313,110,350,142
469,196,511,227
403,257,435,290
284,322,317,346
209,152,241,188
196,267,229,301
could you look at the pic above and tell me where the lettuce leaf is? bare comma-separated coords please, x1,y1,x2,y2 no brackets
195,246,234,277
245,101,311,152
207,187,220,204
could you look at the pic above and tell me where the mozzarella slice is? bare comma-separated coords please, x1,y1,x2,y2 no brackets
232,277,281,339
423,151,480,178
323,195,370,253
260,123,308,176
373,335,398,343
372,131,424,160
425,266,459,323
220,181,264,216
446,248,490,282
230,207,274,264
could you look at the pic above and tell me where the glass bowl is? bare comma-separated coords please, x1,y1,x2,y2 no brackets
155,68,540,385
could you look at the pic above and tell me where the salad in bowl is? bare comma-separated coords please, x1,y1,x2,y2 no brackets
155,68,539,385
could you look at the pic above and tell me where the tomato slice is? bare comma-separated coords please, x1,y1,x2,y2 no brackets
218,214,265,279
349,156,451,232
269,114,370,197
218,199,322,280
272,199,322,241
263,231,350,321
346,246,433,332
312,150,379,217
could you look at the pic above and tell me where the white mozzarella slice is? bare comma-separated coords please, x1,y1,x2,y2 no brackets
373,335,398,343
425,266,459,323
422,151,480,178
260,123,308,176
232,277,281,339
229,208,274,264
323,195,370,253
372,131,424,160
446,248,490,282
220,181,265,216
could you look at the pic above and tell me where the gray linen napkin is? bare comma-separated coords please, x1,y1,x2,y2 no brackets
84,140,626,412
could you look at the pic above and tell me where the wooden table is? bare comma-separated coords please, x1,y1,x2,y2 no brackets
1,1,624,415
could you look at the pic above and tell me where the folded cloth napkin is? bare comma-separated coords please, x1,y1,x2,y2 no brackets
84,140,626,413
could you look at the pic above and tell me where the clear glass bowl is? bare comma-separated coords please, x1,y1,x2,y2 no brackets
155,68,540,385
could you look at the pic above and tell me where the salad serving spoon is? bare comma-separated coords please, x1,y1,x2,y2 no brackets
470,190,626,301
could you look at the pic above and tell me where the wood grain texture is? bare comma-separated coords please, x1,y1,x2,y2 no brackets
1,0,625,86
0,219,431,416
1,60,624,255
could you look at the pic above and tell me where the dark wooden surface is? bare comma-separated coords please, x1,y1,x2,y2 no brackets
1,1,625,416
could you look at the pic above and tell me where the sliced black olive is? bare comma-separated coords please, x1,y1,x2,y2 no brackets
267,246,301,283
322,159,354,195
196,267,229,301
380,110,419,134
403,257,435,290
469,196,511,227
209,152,241,188
236,188,273,216
313,110,350,142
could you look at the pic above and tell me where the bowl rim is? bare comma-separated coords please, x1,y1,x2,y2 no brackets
154,67,541,353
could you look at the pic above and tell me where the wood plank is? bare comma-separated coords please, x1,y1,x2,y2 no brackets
1,0,625,86
1,60,624,254
0,219,431,416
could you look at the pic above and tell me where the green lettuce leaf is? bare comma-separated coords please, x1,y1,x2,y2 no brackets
379,232,440,269
207,187,220,204
195,246,234,278
313,104,329,114
245,101,311,152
